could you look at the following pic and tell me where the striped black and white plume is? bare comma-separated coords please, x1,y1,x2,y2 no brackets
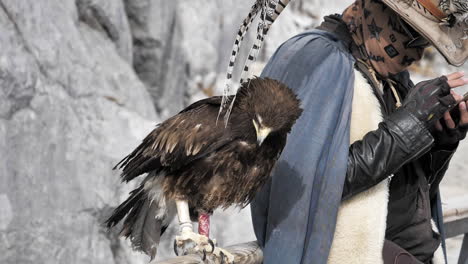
219,0,292,124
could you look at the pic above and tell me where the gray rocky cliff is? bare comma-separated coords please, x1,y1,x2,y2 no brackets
125,0,255,117
0,0,156,263
1,0,466,263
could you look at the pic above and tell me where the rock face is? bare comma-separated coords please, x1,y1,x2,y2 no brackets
2,0,467,263
0,0,157,263
124,0,254,116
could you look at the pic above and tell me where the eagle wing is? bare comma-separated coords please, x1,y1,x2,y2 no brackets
116,96,234,182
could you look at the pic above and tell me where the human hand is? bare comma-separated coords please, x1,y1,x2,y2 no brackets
434,89,468,148
401,72,467,129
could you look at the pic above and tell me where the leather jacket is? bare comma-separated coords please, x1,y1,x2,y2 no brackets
319,15,457,263
317,15,456,208
341,69,455,201
343,67,456,263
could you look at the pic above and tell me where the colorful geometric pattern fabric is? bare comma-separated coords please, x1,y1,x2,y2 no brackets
342,0,426,77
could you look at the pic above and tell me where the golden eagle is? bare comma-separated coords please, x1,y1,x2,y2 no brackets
106,78,302,262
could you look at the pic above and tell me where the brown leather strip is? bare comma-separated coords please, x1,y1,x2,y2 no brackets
416,0,447,20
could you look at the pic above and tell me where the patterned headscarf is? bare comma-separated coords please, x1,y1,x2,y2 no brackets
342,0,427,77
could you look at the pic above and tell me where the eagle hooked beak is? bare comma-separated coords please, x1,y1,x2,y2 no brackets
253,119,272,146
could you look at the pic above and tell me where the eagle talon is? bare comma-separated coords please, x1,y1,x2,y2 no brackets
210,247,235,264
173,240,180,256
174,231,214,258
220,251,225,264
208,239,215,253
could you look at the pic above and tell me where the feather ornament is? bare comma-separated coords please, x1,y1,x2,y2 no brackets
219,0,292,124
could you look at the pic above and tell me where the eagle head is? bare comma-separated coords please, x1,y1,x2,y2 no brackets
235,77,303,146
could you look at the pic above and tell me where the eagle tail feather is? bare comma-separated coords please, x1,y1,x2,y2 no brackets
105,179,173,260
129,198,163,260
105,186,144,228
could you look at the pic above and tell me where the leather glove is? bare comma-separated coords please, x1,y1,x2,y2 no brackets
434,100,468,148
401,76,457,130
434,125,467,148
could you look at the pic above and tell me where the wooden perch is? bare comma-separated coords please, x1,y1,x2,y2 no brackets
155,195,468,264
442,195,468,264
442,194,468,236
154,241,262,264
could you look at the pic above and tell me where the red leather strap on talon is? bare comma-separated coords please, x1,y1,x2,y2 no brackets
198,213,210,237
416,0,447,20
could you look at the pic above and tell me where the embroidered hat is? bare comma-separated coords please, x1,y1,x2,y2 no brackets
381,0,467,66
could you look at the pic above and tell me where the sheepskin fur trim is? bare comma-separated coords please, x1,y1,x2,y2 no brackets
328,69,388,264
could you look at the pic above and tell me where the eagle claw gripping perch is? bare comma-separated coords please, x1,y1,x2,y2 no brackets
173,231,214,256
173,232,234,263
173,201,234,263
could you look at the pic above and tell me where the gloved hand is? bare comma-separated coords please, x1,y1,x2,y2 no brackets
343,73,467,200
433,92,468,148
401,74,461,130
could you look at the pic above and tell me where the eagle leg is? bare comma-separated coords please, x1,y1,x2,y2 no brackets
174,200,214,256
173,201,234,263
197,212,235,263
175,200,193,233
198,212,210,237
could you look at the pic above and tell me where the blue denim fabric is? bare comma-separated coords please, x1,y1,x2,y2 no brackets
250,30,355,264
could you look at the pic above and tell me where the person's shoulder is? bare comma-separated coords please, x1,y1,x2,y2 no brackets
280,29,354,59
261,29,356,84
261,29,357,93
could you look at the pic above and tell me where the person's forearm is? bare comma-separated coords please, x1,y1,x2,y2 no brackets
342,108,434,200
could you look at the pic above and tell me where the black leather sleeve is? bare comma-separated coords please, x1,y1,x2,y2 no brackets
427,147,457,199
342,108,434,200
